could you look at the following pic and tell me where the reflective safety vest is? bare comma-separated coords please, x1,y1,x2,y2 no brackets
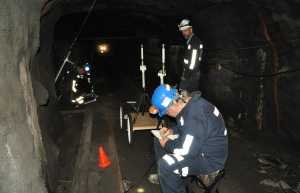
180,35,203,92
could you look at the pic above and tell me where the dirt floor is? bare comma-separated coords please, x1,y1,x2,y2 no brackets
115,106,300,193
53,77,300,193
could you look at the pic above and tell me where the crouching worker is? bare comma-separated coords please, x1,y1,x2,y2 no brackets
149,84,228,193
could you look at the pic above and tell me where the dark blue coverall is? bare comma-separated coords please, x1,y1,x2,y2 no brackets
179,35,203,92
154,94,228,193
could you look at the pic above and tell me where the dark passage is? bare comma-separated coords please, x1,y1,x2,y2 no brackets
0,1,300,193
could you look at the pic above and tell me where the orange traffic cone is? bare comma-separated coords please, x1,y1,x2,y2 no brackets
98,145,111,169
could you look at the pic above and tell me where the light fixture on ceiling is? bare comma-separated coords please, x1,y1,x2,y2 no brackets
97,43,110,54
136,187,145,193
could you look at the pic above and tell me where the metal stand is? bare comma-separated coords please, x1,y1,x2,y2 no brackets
158,44,166,85
120,44,156,144
139,44,150,114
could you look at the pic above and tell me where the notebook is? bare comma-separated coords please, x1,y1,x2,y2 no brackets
151,130,179,140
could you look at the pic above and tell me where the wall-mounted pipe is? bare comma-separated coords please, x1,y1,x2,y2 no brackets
260,14,281,131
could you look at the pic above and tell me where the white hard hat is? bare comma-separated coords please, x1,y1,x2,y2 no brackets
178,19,192,31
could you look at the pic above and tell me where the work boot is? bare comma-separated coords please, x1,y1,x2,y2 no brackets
198,170,220,187
148,173,160,185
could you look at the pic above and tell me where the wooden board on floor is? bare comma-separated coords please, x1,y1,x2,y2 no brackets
130,113,157,130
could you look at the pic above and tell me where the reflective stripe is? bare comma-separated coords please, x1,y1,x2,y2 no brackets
184,59,189,64
173,169,180,175
76,96,84,102
182,167,189,177
173,134,194,156
173,154,184,162
188,44,191,50
72,80,77,93
189,49,197,70
224,128,227,136
75,96,84,104
163,154,175,166
199,44,203,49
180,116,184,126
198,57,202,61
78,99,84,104
213,107,220,117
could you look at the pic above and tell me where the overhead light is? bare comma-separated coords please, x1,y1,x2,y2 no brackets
97,43,110,54
136,188,145,193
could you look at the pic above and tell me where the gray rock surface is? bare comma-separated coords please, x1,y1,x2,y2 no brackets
0,0,47,192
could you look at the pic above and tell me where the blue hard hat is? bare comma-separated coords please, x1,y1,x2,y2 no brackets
151,84,177,117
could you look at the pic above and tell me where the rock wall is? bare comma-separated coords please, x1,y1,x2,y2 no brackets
192,2,300,144
0,0,48,192
32,4,66,192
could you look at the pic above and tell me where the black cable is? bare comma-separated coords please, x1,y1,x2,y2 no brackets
200,35,300,53
218,63,300,78
68,0,97,52
203,40,300,53
204,44,268,52
54,0,97,83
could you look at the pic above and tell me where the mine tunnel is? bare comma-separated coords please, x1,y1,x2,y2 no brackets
1,0,300,193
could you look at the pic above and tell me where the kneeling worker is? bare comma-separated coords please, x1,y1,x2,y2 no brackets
149,84,228,193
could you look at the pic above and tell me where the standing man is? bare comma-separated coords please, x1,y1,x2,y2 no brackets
178,19,204,92
149,84,228,193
